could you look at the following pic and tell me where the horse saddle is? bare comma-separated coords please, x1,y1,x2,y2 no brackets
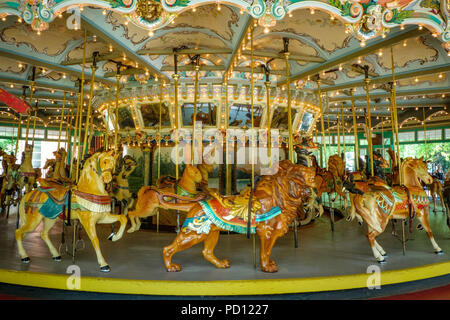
367,176,389,187
370,184,414,216
38,184,71,206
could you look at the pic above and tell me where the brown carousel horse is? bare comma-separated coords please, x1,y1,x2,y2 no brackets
127,164,206,233
443,178,450,227
313,154,347,208
350,157,443,263
42,148,69,181
42,148,70,182
427,177,445,214
15,151,127,272
344,150,390,224
0,154,20,215
162,160,317,273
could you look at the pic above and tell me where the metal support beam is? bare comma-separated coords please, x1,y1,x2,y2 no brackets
137,48,232,55
317,63,450,93
241,50,325,63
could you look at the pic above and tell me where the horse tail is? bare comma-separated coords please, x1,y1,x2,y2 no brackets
353,194,382,233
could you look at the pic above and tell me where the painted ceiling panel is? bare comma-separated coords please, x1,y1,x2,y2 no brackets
267,9,351,53
376,36,438,70
0,17,83,56
105,11,151,45
160,4,239,42
0,56,26,74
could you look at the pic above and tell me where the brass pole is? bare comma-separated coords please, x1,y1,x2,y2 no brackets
114,75,120,151
350,89,359,171
57,92,67,150
325,93,331,167
157,82,163,233
422,106,427,158
31,107,37,147
284,52,293,163
265,79,271,167
337,108,341,156
317,81,327,168
24,82,34,146
341,103,346,156
81,65,97,160
390,47,401,183
192,64,199,165
105,87,112,150
75,30,87,181
364,78,374,177
70,90,81,178
65,106,73,155
250,24,257,269
225,80,232,196
14,114,22,158
172,73,180,180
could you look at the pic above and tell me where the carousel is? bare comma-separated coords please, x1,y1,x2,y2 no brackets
0,0,448,299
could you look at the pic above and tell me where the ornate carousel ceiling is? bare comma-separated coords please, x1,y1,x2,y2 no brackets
0,0,449,138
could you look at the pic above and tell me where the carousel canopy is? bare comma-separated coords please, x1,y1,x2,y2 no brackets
0,0,448,140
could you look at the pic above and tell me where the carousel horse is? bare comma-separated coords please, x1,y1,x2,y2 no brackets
109,155,138,216
42,148,70,182
162,160,317,273
349,157,443,263
0,154,20,214
443,178,450,227
127,164,206,233
344,151,390,224
426,177,445,214
387,148,445,214
15,150,127,272
313,154,348,209
43,158,56,179
17,144,41,194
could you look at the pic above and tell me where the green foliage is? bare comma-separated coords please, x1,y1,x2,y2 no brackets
0,138,16,155
399,142,450,173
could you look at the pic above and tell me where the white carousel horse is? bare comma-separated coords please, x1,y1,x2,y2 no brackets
15,150,127,272
17,144,41,194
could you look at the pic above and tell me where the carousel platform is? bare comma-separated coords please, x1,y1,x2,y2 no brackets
0,205,449,299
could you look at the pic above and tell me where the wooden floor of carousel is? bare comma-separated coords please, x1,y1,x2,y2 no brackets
0,205,449,299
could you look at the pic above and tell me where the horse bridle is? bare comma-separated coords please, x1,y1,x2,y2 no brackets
95,157,114,177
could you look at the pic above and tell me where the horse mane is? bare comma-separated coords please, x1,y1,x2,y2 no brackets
256,160,313,220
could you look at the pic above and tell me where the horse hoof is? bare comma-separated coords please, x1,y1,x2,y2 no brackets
21,257,30,264
435,250,443,255
53,256,62,262
378,259,386,264
100,265,111,273
107,233,115,241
